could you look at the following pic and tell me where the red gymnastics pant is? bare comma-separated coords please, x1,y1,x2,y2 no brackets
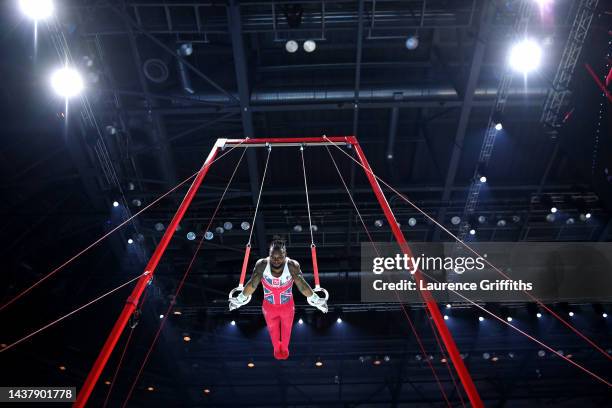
262,298,295,360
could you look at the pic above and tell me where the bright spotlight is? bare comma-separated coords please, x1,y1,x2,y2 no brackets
534,0,553,6
230,320,236,326
285,40,298,53
112,201,119,207
492,112,503,131
568,311,574,317
336,317,342,324
446,304,451,309
478,316,484,322
603,313,608,318
303,40,316,53
469,229,476,236
443,315,449,320
508,39,542,74
51,67,84,98
479,175,487,183
298,318,304,325
127,238,134,244
405,35,419,50
536,312,542,318
506,316,513,322
585,212,592,219
20,0,54,21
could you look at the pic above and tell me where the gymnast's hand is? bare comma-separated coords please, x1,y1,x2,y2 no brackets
229,292,251,311
307,292,328,313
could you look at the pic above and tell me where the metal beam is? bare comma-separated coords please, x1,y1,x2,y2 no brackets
518,142,560,240
227,0,268,256
67,118,128,263
454,0,534,242
96,87,227,107
131,183,586,203
540,0,599,127
386,107,400,160
122,95,546,117
78,0,477,37
93,34,147,193
49,23,148,264
352,0,365,137
432,1,492,241
181,83,550,105
108,3,239,104
345,0,365,259
132,112,239,155
119,2,178,188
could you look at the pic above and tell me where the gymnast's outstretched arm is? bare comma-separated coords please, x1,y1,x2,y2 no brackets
242,259,266,296
287,260,314,297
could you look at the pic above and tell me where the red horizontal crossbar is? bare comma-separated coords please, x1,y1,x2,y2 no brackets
223,136,353,145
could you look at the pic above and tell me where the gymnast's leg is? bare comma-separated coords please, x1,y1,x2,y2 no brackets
278,300,295,359
262,302,283,359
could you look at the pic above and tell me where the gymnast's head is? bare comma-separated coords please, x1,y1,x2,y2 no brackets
269,238,287,268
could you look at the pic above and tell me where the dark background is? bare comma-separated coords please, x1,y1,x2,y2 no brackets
0,0,611,406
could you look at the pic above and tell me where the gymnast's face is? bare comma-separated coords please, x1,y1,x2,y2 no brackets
269,249,286,268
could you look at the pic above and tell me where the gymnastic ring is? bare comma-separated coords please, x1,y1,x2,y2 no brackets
313,286,329,301
228,286,251,303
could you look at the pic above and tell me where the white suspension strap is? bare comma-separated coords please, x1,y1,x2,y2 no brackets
231,144,272,298
300,145,327,300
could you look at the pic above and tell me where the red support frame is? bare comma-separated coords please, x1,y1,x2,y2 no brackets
74,136,482,407
350,137,483,407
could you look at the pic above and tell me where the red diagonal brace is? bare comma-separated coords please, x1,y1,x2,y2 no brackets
349,136,483,408
585,63,612,103
74,140,223,407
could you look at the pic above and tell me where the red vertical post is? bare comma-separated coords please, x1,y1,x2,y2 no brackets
349,137,483,408
74,140,225,407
